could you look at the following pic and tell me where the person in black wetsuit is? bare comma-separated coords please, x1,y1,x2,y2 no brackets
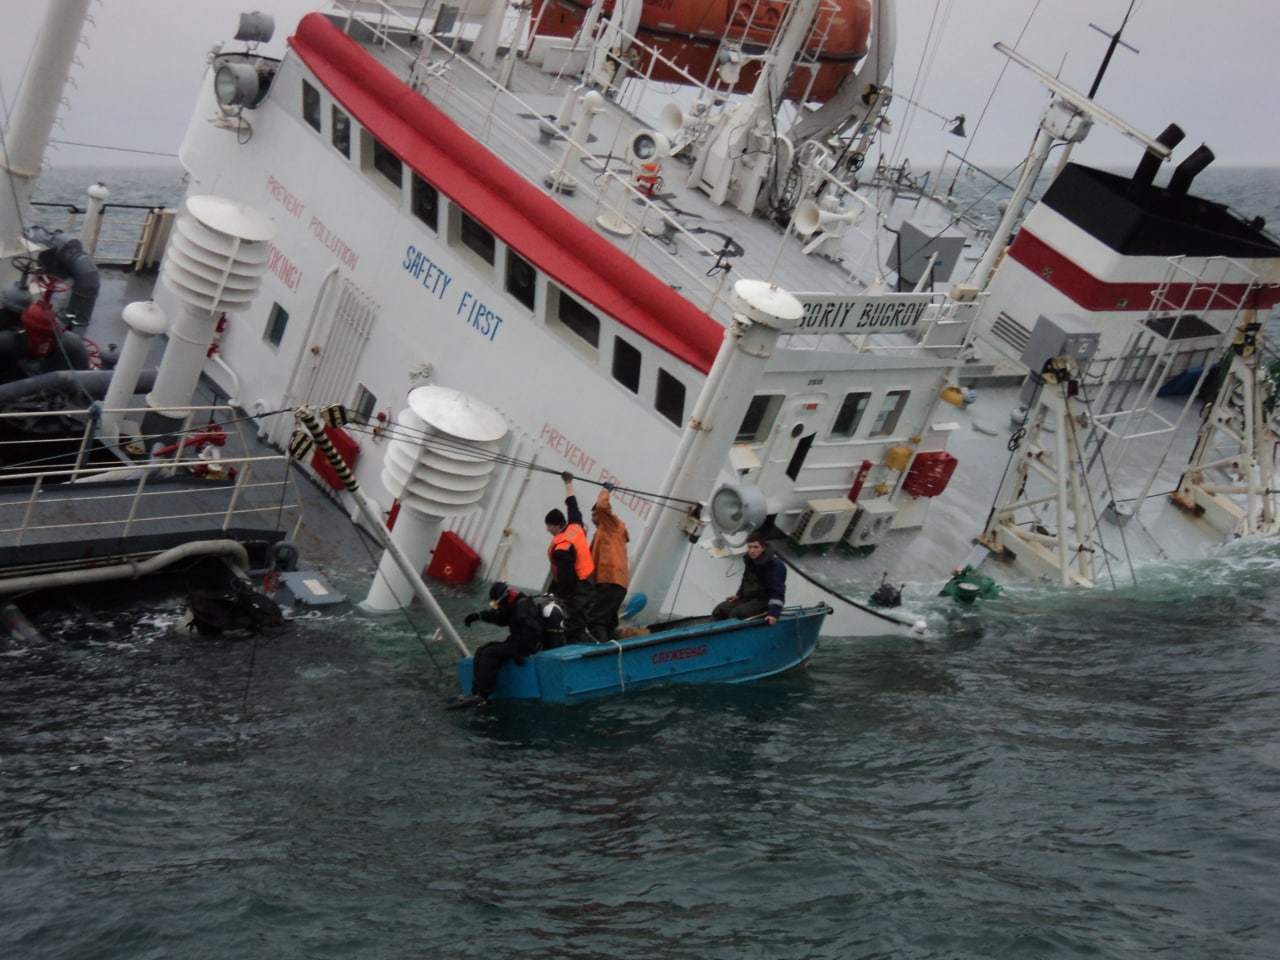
447,581,544,709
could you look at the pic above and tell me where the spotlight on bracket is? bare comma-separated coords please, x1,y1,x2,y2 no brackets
214,63,262,108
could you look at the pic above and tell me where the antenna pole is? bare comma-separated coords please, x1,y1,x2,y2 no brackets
1053,0,1141,177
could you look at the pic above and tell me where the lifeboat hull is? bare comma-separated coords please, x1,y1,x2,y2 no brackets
531,0,872,102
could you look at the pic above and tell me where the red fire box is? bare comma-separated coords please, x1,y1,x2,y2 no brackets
427,530,481,585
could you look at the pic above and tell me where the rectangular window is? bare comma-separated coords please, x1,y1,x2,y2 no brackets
506,249,536,309
556,292,599,348
265,302,289,347
655,369,685,426
302,80,321,131
869,389,909,437
829,391,870,439
736,394,783,442
372,139,402,189
412,174,438,231
460,212,495,265
351,383,376,423
612,337,641,393
331,106,351,157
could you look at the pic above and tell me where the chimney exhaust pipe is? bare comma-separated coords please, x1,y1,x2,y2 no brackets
1131,123,1185,191
1167,143,1215,197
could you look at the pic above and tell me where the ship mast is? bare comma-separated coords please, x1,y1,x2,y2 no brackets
0,0,93,283
686,0,824,214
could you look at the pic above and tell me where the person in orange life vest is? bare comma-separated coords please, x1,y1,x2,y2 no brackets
547,472,595,644
587,480,630,642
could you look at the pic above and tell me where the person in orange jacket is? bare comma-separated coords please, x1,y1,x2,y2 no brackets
587,480,630,642
547,472,595,644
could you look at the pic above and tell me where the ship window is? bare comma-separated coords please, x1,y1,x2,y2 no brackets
331,106,350,157
506,249,536,309
612,337,641,393
556,292,599,348
829,391,870,439
460,213,495,266
302,80,321,131
412,175,438,231
736,394,783,443
351,383,376,423
372,139,402,189
655,369,685,426
869,389,909,437
265,302,289,347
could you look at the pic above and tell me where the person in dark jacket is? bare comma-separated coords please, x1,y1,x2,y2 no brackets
712,529,787,626
547,472,596,644
446,581,544,708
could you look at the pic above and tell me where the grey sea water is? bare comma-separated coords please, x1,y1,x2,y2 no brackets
4,542,1280,959
3,166,1279,958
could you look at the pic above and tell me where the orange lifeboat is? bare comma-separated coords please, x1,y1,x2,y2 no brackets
530,0,873,103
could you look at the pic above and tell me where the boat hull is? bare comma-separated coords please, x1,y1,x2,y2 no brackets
455,604,829,704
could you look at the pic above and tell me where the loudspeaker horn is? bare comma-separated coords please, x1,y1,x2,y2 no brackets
794,201,862,237
657,103,684,138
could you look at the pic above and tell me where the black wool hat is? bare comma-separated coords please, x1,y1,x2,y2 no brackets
489,581,510,602
545,508,566,527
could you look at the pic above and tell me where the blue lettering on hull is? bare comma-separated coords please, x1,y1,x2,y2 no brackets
402,245,504,342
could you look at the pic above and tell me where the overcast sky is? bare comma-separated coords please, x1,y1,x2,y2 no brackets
1,0,1275,172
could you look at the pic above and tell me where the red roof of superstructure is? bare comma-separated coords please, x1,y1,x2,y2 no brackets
290,13,723,374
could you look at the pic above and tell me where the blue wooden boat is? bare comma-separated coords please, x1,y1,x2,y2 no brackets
454,604,831,705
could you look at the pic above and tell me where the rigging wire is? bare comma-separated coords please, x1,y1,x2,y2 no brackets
944,0,1047,196
338,411,703,512
48,139,179,160
888,0,954,171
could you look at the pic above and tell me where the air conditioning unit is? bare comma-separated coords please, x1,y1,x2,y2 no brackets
843,500,898,550
791,497,857,546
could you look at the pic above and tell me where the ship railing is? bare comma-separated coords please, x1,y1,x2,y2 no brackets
29,199,177,271
0,405,307,552
1081,254,1267,502
335,1,805,317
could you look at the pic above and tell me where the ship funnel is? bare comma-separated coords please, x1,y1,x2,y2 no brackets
1167,143,1215,197
1131,123,1185,191
150,195,274,415
364,385,508,611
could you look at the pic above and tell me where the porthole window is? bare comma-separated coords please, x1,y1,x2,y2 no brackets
556,291,600,348
351,383,376,422
612,337,641,393
506,249,536,309
331,106,351,157
736,394,783,443
460,212,495,266
265,302,289,347
372,139,402,189
412,175,438,231
869,389,909,437
302,80,321,131
655,369,685,425
829,391,870,439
